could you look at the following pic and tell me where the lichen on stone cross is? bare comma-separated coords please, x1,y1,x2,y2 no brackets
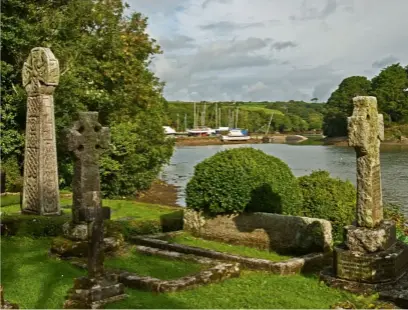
67,112,110,224
22,47,59,96
347,96,384,228
21,47,60,216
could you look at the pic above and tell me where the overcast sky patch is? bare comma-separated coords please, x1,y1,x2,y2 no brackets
127,0,408,102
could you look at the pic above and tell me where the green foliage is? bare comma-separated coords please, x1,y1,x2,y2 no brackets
323,76,371,137
1,156,22,192
323,63,408,137
100,116,174,198
185,148,303,215
384,203,408,244
1,0,173,196
297,170,356,241
370,64,408,123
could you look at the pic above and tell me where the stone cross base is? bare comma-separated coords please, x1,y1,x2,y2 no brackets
344,221,397,253
334,241,408,283
330,220,408,284
63,276,127,309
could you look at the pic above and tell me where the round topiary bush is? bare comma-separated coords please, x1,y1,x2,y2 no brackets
185,147,303,215
296,170,356,241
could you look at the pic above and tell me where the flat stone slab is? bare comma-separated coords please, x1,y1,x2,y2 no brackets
344,221,396,253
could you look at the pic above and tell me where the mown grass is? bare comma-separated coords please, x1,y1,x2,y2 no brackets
2,236,367,309
0,194,20,207
0,237,85,309
167,232,291,261
0,194,181,221
107,270,363,309
105,245,202,280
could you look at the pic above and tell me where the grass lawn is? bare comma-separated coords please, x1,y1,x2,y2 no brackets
106,271,361,309
1,236,365,309
105,245,203,280
0,237,85,309
167,232,291,261
0,194,181,221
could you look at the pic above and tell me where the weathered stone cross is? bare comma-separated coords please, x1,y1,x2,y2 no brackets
67,112,110,278
21,47,60,215
347,96,384,228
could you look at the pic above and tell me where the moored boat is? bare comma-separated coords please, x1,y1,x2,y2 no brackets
221,129,250,141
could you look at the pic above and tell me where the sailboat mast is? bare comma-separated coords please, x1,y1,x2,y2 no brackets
215,103,218,128
235,106,239,128
193,102,197,128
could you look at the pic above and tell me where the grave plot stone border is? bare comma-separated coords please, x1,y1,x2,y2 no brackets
68,252,240,293
129,233,331,275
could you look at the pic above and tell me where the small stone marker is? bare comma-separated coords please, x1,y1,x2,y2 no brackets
347,96,384,228
64,112,126,309
21,47,60,215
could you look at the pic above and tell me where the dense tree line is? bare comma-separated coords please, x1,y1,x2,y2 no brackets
323,64,408,137
1,0,174,196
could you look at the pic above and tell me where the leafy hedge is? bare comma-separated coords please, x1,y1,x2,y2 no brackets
185,147,303,214
297,170,356,241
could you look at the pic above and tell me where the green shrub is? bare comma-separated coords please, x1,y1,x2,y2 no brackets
297,170,356,241
185,147,303,214
2,156,23,192
384,203,408,244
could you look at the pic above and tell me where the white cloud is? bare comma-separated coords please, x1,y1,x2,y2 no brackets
126,0,408,102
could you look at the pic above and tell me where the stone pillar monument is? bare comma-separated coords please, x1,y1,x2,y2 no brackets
321,96,408,293
21,47,60,215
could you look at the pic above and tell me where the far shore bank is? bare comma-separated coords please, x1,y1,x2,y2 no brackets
174,135,408,147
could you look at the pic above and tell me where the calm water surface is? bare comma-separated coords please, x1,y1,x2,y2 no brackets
160,144,408,216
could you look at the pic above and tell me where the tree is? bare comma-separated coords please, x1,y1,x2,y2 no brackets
1,0,174,197
370,64,408,123
311,97,318,103
307,113,323,130
323,76,371,137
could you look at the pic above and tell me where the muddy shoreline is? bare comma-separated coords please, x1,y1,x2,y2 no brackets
175,135,408,147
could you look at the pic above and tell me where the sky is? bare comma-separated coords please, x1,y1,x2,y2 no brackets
126,0,408,102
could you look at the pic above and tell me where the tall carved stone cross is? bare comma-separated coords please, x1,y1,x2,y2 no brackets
347,96,384,228
21,47,60,215
67,112,110,279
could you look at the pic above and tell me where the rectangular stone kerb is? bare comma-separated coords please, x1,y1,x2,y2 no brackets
347,96,384,228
